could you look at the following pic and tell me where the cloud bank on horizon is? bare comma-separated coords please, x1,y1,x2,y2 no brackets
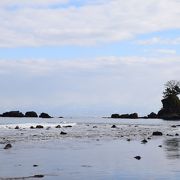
0,0,180,116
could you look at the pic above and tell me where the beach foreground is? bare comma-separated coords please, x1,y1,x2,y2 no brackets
0,117,180,180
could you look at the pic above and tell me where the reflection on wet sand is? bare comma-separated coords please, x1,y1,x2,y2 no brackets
164,138,180,159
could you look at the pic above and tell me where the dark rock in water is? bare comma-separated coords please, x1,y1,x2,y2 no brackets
2,111,24,117
30,126,35,129
15,126,20,129
111,113,138,119
93,126,97,128
171,125,177,128
60,131,67,135
166,134,173,137
33,164,38,167
147,137,151,140
111,125,117,128
25,111,38,117
64,125,72,128
134,156,141,160
39,112,52,118
152,131,163,136
4,144,12,149
111,114,120,118
33,174,44,178
158,145,162,148
59,116,64,118
175,133,179,136
141,139,148,144
36,125,44,129
55,125,61,128
158,95,180,119
127,138,131,142
147,112,158,119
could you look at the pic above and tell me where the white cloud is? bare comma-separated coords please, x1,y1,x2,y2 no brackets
0,0,180,47
137,37,180,45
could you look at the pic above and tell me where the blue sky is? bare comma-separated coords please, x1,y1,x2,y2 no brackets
0,0,180,116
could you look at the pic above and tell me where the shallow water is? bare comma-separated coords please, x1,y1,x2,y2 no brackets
0,117,180,179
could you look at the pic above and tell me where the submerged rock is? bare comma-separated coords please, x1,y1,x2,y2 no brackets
4,144,12,149
39,112,52,118
25,111,38,118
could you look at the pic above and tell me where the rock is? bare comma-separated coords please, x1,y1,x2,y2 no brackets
111,114,120,118
147,112,158,119
134,156,141,160
111,125,117,128
15,126,20,129
152,131,163,136
127,138,131,141
147,137,151,140
39,112,52,118
93,126,97,128
175,133,179,136
4,144,12,149
30,126,35,129
166,134,173,137
2,111,24,117
33,175,44,178
60,131,67,135
158,95,180,119
25,111,38,118
171,125,177,128
111,113,138,119
59,116,64,118
36,125,44,129
158,145,162,148
64,125,72,128
33,165,38,167
141,139,148,144
55,125,61,128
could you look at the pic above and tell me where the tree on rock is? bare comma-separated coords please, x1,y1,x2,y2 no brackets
163,80,180,98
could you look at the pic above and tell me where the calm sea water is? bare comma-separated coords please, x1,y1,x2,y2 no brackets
0,117,180,180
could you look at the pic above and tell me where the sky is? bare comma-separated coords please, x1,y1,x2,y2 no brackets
0,0,180,117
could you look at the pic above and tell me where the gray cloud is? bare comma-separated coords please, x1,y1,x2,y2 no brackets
0,56,180,116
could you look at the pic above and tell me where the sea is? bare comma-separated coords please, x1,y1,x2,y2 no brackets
0,117,180,180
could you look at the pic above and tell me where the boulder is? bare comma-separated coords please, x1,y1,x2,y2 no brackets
4,144,12,149
147,112,158,119
25,111,38,118
2,111,24,117
39,112,52,118
152,131,163,136
111,114,120,118
55,125,61,128
60,131,67,135
36,125,44,129
15,126,20,129
134,156,141,160
111,125,117,128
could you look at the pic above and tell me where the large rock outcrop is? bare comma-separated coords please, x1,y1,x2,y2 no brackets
158,95,180,119
25,111,38,118
39,112,52,118
2,111,24,117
